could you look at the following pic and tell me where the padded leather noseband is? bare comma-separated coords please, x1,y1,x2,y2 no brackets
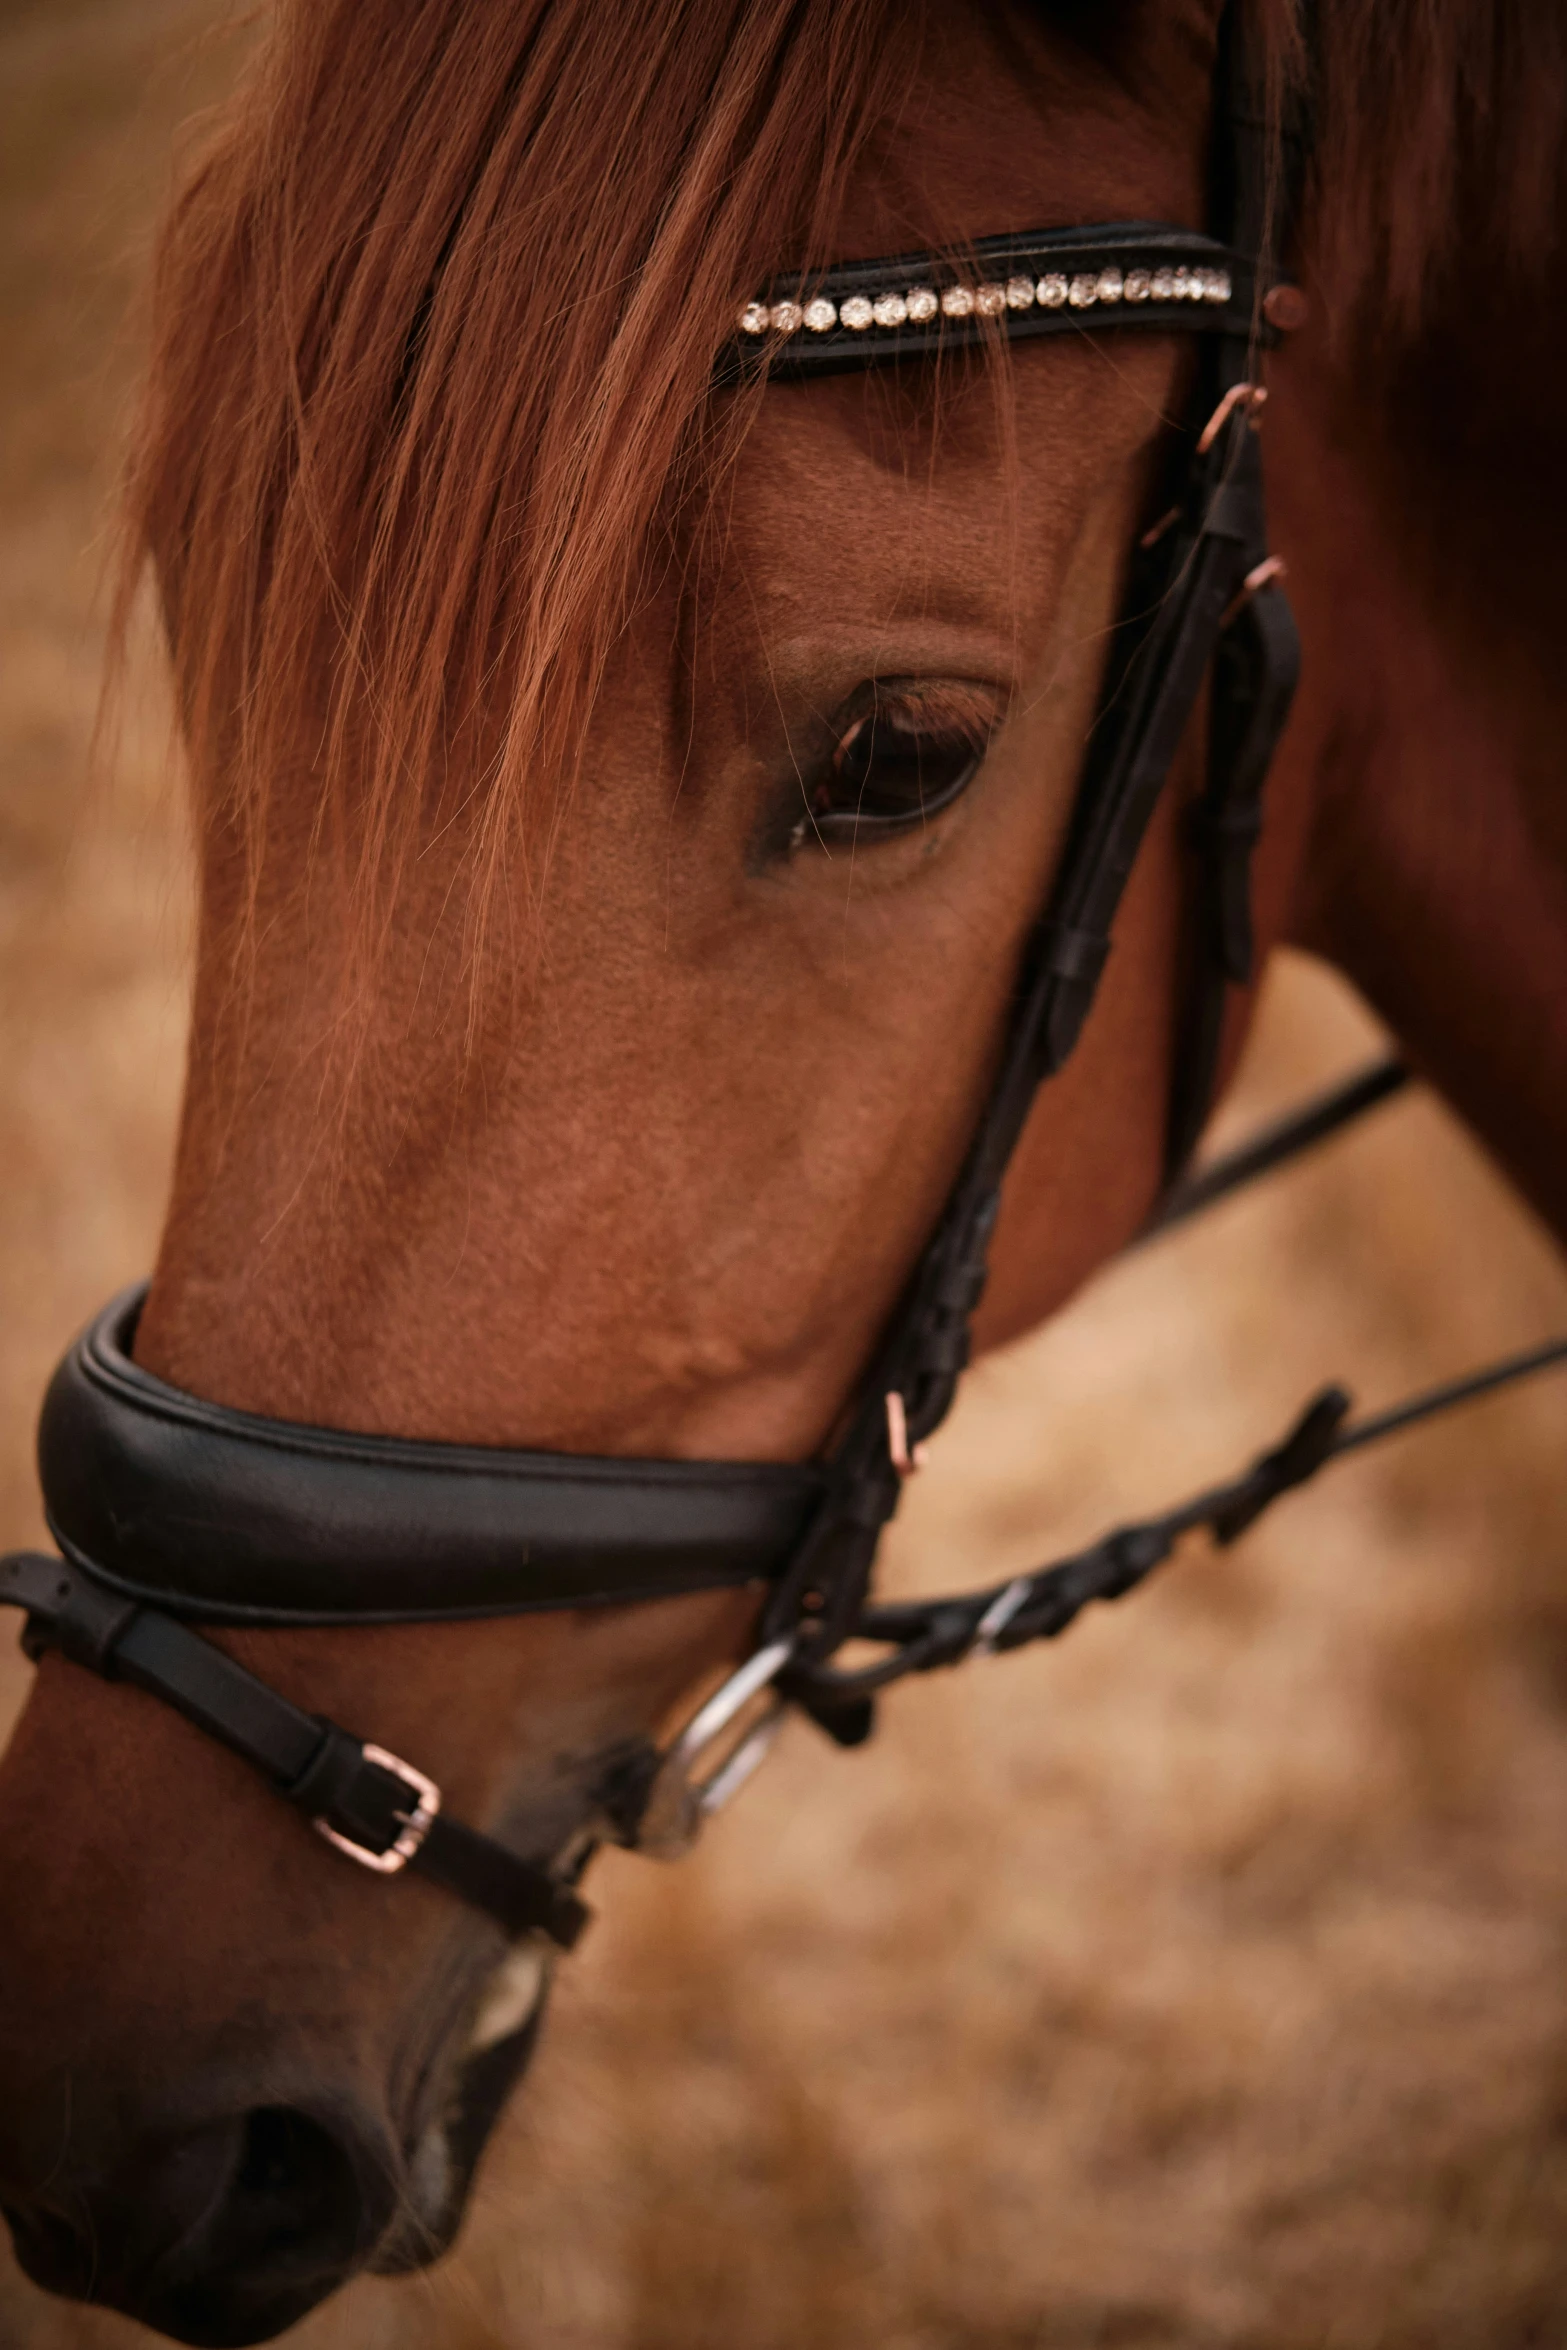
9,1291,821,1955
42,1289,821,1625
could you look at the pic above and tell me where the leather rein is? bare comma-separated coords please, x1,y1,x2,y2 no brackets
4,14,1564,1953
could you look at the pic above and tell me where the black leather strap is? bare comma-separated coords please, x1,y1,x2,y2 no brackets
0,1551,588,1949
39,1288,821,1624
1149,1055,1412,1235
1167,579,1302,1172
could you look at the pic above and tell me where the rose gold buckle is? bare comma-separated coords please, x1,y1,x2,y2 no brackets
314,1744,441,1874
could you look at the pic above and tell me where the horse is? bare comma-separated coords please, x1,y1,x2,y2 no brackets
0,0,1563,2340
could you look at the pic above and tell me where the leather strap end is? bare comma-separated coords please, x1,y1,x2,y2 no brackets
1,1554,139,1674
414,1816,590,1951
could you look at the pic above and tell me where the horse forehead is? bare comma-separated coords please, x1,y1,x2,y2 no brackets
695,340,1178,690
837,0,1216,256
686,0,1218,656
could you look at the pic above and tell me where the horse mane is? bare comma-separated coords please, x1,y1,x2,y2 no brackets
1307,0,1566,688
1312,0,1566,341
120,0,1564,955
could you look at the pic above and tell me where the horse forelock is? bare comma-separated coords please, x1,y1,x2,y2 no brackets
119,0,931,971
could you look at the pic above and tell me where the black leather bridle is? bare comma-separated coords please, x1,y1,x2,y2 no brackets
3,9,1564,1963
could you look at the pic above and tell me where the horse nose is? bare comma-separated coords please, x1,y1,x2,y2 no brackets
3,2102,397,2348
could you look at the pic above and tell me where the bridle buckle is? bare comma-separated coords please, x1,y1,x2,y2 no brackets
314,1743,441,1874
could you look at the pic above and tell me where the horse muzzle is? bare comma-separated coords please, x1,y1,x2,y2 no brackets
2,2096,395,2347
0,1953,551,2346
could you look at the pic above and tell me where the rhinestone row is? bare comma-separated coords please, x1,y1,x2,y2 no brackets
739,264,1232,339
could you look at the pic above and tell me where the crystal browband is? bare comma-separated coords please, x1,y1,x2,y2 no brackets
726,222,1260,379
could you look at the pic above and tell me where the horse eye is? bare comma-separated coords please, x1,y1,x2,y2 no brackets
794,692,990,848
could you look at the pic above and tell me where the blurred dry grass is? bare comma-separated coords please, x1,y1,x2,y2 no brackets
4,6,1567,2347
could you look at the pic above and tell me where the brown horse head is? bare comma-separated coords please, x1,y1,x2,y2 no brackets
2,0,1565,2340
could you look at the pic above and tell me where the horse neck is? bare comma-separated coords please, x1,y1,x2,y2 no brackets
1269,312,1567,1242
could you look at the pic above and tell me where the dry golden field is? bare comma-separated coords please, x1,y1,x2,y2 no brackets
3,6,1567,2347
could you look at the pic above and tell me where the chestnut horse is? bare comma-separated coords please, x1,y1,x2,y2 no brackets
1,0,1564,2341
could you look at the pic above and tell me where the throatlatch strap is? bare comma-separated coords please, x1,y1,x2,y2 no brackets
0,1551,588,1951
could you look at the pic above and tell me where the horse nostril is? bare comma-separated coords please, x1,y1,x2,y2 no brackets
234,2105,358,2236
151,2105,391,2343
3,2103,395,2348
